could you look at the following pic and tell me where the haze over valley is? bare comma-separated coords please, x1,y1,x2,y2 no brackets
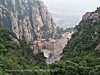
42,0,100,28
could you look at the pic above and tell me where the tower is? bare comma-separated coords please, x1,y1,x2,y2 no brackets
52,40,56,55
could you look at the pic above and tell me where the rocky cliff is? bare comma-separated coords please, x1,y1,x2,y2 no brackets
82,7,100,22
0,0,56,42
73,7,100,33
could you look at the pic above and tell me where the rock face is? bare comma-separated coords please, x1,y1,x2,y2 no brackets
0,0,56,42
9,35,20,46
82,12,91,20
95,43,100,50
82,7,100,22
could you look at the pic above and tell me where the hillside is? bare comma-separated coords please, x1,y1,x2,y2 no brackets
0,26,46,75
0,0,56,42
49,7,100,75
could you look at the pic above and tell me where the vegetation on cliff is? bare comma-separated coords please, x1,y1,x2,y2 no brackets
50,7,100,75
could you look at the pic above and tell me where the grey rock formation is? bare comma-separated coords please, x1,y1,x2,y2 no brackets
9,35,20,46
95,43,100,50
0,0,56,43
82,8,100,22
73,7,100,35
82,12,91,20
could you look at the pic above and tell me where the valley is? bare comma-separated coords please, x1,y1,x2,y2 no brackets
0,0,100,75
33,31,73,64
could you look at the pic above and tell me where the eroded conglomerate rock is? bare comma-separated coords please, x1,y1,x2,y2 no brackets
0,0,56,43
82,7,100,22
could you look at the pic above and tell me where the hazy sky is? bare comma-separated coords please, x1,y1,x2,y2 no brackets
42,0,100,11
42,0,100,27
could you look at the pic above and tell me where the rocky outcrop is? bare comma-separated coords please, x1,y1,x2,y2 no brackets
95,43,100,50
82,12,91,20
0,0,56,43
82,7,100,22
0,8,2,18
73,7,100,36
9,35,20,46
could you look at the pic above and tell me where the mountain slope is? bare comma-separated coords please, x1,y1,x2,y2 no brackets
49,7,100,75
0,0,56,42
0,26,46,75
